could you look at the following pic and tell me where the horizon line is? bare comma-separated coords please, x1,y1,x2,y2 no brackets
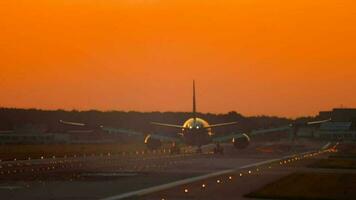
0,106,325,119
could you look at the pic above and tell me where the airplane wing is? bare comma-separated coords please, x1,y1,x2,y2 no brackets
60,120,179,142
59,120,86,127
99,126,145,136
306,118,331,125
150,122,184,129
248,118,331,136
210,122,318,148
245,118,331,141
205,122,238,129
100,126,180,142
151,121,237,129
250,126,291,137
204,127,289,144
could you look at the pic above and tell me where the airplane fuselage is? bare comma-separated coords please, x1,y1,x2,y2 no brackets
181,118,212,146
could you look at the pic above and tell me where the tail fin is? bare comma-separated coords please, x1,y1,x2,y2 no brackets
193,80,197,119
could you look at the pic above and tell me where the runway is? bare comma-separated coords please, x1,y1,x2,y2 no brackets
0,142,331,200
102,149,331,200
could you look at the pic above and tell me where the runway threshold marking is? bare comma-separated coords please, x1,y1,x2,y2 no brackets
100,150,315,200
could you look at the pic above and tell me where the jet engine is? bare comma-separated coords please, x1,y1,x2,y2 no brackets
232,133,250,149
144,134,162,150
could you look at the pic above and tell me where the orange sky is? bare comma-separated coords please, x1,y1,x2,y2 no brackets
1,0,356,118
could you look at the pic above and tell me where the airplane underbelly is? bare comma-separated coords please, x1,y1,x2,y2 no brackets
183,130,211,146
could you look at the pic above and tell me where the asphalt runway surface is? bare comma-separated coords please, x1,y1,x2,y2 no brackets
0,142,328,200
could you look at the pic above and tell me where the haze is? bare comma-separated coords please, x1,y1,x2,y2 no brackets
1,0,356,117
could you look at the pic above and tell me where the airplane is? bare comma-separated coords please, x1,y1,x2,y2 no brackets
148,80,239,153
60,81,331,154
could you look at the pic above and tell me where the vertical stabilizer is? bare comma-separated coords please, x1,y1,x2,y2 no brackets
193,80,197,119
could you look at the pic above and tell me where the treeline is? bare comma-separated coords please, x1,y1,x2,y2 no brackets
0,108,295,135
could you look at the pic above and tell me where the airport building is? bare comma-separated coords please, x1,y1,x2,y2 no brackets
314,108,356,140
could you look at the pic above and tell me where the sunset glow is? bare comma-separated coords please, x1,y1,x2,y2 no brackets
1,1,356,117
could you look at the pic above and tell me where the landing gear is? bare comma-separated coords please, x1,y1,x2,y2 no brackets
213,142,224,155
